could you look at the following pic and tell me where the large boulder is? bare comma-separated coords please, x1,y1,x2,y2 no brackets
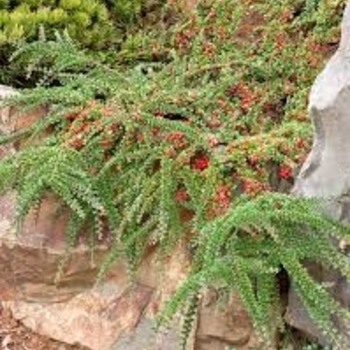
293,1,350,200
0,193,259,350
0,191,186,350
0,191,259,350
289,1,350,347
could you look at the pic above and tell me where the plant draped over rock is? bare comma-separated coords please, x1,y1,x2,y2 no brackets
0,0,349,348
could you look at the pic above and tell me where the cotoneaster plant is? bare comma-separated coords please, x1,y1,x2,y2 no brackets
0,0,348,348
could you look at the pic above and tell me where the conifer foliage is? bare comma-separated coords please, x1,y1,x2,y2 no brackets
0,0,112,48
0,0,159,84
0,0,148,47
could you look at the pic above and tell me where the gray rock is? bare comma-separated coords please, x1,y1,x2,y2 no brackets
0,85,17,99
293,8,350,199
289,1,350,347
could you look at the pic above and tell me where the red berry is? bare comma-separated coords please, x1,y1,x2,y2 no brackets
279,166,292,180
215,185,231,208
175,189,189,203
193,156,210,171
249,154,259,166
296,138,304,148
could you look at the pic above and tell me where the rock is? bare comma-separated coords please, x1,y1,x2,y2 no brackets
293,1,350,199
285,263,348,346
0,191,258,350
0,193,111,303
0,85,48,153
194,288,260,350
0,191,189,350
111,318,181,350
0,304,88,350
5,283,154,350
289,1,350,347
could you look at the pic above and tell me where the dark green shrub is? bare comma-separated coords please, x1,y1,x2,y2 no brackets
0,0,164,49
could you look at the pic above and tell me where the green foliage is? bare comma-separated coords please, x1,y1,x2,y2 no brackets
0,0,165,84
0,0,349,349
0,0,115,48
13,147,103,223
302,346,332,350
159,194,350,348
0,0,165,49
105,0,144,23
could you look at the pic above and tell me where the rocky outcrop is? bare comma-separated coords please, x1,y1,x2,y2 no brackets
0,191,259,350
0,190,185,350
0,194,183,350
289,1,350,347
0,191,258,350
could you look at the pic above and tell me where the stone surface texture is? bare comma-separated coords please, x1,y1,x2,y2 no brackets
293,2,350,199
289,1,350,347
0,191,258,350
195,288,259,350
0,192,185,350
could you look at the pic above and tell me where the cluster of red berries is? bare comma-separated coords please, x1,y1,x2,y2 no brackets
226,83,255,112
214,185,231,209
63,102,119,151
243,178,268,197
165,131,189,150
175,29,198,51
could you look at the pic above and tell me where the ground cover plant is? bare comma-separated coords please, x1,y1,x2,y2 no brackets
0,0,349,349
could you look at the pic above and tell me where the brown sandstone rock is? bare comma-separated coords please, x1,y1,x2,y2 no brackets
0,189,189,350
4,284,153,350
0,85,48,152
0,191,258,350
0,191,180,350
0,193,111,303
195,289,260,350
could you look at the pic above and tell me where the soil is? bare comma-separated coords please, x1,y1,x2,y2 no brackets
0,306,90,350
